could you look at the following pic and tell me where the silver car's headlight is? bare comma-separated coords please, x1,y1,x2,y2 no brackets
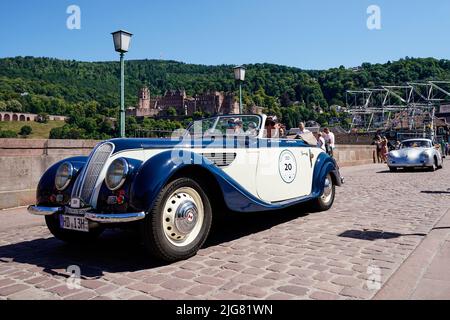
55,162,74,191
389,151,398,158
105,158,129,191
421,152,430,160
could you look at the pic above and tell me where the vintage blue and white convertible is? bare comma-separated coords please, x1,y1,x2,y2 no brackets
28,114,343,262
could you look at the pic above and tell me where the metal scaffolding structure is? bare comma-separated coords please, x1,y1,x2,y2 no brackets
345,81,450,138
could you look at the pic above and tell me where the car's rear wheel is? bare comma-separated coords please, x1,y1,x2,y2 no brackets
45,215,103,244
311,173,335,212
140,178,212,262
389,167,397,172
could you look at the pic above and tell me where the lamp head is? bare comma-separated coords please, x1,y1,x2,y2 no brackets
233,65,246,81
112,30,133,53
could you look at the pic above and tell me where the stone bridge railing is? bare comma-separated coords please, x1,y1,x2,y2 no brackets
0,139,374,209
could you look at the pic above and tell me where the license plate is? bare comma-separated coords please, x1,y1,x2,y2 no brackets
59,215,89,232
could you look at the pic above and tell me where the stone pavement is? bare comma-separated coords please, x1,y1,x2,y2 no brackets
375,207,450,300
0,162,449,300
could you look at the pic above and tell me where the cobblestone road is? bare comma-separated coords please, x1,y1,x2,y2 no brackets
0,162,449,300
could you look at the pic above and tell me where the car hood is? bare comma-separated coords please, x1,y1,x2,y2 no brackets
108,138,186,154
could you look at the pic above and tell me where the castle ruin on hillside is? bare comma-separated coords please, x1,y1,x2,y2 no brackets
126,86,243,118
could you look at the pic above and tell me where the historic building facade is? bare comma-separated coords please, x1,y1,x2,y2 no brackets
126,87,160,117
195,91,240,115
127,87,240,118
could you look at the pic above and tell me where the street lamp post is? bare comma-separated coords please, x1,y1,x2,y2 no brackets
234,66,246,114
112,30,133,138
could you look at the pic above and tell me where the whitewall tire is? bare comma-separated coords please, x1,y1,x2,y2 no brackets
140,178,212,262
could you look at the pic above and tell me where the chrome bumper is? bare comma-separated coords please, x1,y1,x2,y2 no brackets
85,212,146,223
27,206,62,216
387,161,432,168
27,206,146,223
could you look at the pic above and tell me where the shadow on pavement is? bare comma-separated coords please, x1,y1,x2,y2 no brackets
205,206,310,247
0,206,311,278
421,191,450,195
432,226,450,231
338,229,427,241
376,168,433,174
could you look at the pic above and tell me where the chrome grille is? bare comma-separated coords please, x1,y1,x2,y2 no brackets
72,142,114,205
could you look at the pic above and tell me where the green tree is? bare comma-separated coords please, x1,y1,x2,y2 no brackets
19,125,32,136
0,130,17,138
6,99,22,112
37,112,49,123
166,107,177,116
193,111,204,120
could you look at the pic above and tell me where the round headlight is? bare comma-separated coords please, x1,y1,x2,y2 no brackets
55,162,74,191
105,158,129,191
421,152,430,159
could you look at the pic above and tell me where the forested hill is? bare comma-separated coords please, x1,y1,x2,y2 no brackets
0,57,327,114
1,56,450,139
2,56,450,111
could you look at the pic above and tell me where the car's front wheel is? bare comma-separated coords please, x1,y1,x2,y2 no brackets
311,173,335,212
140,177,212,262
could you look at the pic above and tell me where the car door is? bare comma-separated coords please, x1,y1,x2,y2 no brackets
255,139,313,203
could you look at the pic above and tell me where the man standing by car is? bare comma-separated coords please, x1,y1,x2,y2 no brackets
323,128,336,157
294,122,311,140
440,139,446,158
298,122,310,135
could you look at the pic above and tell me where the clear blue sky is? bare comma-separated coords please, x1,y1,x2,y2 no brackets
1,0,450,69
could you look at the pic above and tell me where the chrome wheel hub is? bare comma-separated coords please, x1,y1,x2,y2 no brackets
321,176,333,204
175,201,198,235
162,187,204,247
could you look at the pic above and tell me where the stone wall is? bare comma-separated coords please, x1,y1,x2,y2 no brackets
0,139,375,210
334,145,375,167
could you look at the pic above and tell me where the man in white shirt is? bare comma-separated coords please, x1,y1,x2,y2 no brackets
298,122,310,135
295,122,311,140
323,128,336,157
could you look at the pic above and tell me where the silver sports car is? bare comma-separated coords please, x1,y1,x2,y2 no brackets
387,138,444,172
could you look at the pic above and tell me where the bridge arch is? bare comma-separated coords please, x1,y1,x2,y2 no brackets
19,115,26,121
12,114,18,121
4,114,10,121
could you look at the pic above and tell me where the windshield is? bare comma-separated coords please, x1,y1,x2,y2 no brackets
401,140,432,149
186,115,262,138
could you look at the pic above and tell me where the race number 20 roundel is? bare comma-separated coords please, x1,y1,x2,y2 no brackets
279,150,297,183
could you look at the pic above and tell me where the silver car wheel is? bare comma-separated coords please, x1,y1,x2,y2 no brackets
321,174,334,205
162,187,204,247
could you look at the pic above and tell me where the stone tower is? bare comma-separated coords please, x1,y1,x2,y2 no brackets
138,86,151,111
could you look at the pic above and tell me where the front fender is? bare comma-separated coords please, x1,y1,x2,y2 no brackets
37,156,88,205
129,150,211,212
312,152,342,196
